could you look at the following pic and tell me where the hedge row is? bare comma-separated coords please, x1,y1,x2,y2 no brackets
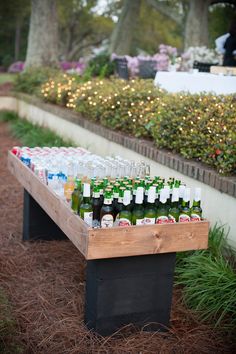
15,71,236,175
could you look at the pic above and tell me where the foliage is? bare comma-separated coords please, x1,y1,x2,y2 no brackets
13,67,62,94
0,111,73,147
83,53,115,78
40,76,236,175
175,224,236,332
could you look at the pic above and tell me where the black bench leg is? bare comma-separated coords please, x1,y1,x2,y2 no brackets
23,189,67,241
85,252,176,336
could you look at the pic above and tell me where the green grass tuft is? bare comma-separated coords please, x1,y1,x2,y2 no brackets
0,111,73,147
175,224,236,331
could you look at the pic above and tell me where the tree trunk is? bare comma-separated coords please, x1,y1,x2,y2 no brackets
25,0,58,69
14,17,22,61
108,0,141,55
184,0,211,50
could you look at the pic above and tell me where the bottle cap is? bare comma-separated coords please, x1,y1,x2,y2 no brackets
135,187,144,204
123,190,131,206
172,188,179,202
83,183,90,197
147,186,156,203
183,188,190,202
194,187,201,201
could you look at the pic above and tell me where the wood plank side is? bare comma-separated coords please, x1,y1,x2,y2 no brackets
7,152,89,257
87,221,209,259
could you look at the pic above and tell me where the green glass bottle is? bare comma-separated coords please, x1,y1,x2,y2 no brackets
156,188,169,224
118,190,132,226
79,183,93,226
178,183,186,209
92,185,101,227
114,187,125,222
144,186,156,225
132,187,145,225
168,187,180,223
71,178,82,214
191,188,202,221
112,182,120,213
100,190,114,228
179,188,191,222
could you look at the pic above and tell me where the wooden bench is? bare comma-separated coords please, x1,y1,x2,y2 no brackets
8,151,209,335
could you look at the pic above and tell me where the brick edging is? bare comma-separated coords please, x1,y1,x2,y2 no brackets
5,92,236,198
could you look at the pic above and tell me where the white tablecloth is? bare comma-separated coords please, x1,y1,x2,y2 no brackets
154,72,236,94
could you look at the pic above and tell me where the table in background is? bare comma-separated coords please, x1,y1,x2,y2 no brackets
154,72,236,94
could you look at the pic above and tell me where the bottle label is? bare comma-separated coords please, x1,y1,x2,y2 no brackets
136,218,145,225
190,213,201,222
118,218,131,227
144,217,155,225
179,214,190,222
168,215,177,223
113,192,119,198
156,216,169,224
104,198,112,205
101,214,114,228
84,212,93,226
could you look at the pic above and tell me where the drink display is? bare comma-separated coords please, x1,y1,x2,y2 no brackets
12,146,204,228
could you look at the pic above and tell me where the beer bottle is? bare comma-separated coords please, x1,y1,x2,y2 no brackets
132,180,141,205
144,186,156,225
168,187,180,223
64,176,75,202
144,181,152,206
132,187,145,225
156,188,169,224
71,178,82,213
112,182,120,213
80,183,93,226
179,188,191,222
178,183,186,209
118,190,132,226
114,187,125,221
100,190,114,228
92,185,101,227
191,188,202,221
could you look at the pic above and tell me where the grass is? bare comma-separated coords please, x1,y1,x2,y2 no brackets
0,111,73,147
175,224,236,332
0,288,23,353
0,73,16,85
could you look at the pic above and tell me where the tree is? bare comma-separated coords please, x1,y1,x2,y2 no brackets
25,0,58,69
108,0,141,55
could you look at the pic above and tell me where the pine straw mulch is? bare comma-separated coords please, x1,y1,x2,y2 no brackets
0,121,235,354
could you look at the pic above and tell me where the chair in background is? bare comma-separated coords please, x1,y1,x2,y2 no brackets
193,61,217,73
138,60,157,79
114,58,129,80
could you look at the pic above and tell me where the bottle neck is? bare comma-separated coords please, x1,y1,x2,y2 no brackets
82,196,91,204
192,200,201,207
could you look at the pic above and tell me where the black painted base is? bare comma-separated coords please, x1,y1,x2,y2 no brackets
23,189,67,241
85,253,176,336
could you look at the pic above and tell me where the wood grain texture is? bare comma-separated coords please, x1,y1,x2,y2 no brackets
210,66,236,76
8,151,209,260
8,152,89,257
87,221,209,259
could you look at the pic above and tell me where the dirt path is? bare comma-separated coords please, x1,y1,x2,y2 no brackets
0,121,234,354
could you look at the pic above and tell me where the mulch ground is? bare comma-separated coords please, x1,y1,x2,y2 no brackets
0,120,235,354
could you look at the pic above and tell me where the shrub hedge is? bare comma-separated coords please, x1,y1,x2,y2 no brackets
18,74,236,175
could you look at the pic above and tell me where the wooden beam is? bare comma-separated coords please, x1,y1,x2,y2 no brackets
87,221,209,259
8,152,89,257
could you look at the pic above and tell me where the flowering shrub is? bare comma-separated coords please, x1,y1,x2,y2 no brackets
60,60,86,75
8,61,25,73
182,46,220,68
39,77,236,175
